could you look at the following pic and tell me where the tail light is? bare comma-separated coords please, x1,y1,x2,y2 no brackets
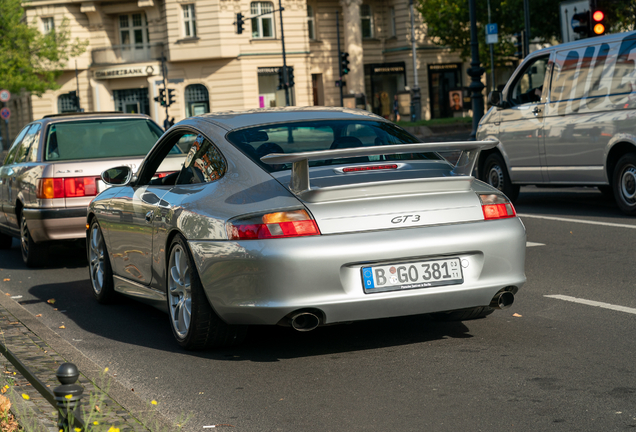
342,164,398,173
227,209,320,240
37,177,98,199
479,194,516,220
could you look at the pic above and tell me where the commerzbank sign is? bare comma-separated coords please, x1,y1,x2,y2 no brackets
94,65,158,79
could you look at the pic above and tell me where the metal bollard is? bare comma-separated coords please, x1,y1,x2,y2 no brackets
53,363,84,431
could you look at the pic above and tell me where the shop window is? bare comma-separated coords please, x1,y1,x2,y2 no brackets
58,93,79,113
182,4,197,38
185,84,210,117
251,2,275,39
307,5,316,40
389,7,396,38
361,4,373,39
42,17,55,34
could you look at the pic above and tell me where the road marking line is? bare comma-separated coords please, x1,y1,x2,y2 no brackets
526,242,545,247
545,295,636,315
519,214,636,229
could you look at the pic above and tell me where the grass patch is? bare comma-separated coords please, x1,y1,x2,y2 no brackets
396,116,472,127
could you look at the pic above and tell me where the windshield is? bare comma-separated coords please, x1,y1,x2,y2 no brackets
44,118,164,161
226,120,439,172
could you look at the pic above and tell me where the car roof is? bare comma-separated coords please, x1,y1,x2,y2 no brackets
531,30,636,57
34,112,153,127
195,106,388,131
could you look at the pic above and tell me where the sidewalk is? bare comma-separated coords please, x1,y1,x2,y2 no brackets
0,288,175,431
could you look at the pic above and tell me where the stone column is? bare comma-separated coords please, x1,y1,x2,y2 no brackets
340,0,364,97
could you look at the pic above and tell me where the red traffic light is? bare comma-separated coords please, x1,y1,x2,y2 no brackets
592,10,604,21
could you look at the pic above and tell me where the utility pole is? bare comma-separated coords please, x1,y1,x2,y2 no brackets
487,0,495,93
523,0,531,57
75,60,82,112
409,0,421,121
278,0,290,106
468,0,485,140
336,10,344,107
161,53,169,123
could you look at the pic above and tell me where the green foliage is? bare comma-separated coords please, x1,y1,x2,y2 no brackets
0,0,88,95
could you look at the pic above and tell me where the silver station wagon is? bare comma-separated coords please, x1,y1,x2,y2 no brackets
87,107,526,350
0,113,165,266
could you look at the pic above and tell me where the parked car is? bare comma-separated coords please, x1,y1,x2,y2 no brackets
88,107,526,350
477,31,636,214
0,112,167,267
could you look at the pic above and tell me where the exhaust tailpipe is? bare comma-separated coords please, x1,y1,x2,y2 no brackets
289,312,320,332
490,291,514,309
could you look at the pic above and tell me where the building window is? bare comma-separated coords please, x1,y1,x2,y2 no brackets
42,17,55,34
182,4,197,38
361,4,373,38
58,93,79,113
185,84,210,117
251,2,275,39
307,5,316,40
389,7,396,37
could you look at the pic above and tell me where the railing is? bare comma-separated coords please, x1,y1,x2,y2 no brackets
91,43,165,65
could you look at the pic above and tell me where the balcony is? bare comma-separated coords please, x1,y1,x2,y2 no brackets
91,43,164,66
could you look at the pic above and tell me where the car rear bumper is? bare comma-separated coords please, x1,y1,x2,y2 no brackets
23,208,87,242
189,217,527,326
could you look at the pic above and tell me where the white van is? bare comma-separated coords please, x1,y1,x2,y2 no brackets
476,31,636,215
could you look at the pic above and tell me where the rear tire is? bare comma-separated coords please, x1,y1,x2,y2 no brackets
88,220,117,304
481,153,520,202
613,153,636,215
431,306,495,321
167,234,247,350
0,232,12,250
20,213,47,268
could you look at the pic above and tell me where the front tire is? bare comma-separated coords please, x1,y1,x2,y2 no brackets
613,153,636,215
481,153,520,202
167,234,247,350
88,220,117,303
20,213,47,268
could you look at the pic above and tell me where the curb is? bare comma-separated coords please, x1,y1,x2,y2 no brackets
0,289,175,431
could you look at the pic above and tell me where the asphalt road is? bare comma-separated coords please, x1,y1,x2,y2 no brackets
1,186,635,431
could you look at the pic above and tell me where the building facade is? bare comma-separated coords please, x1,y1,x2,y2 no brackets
10,0,477,135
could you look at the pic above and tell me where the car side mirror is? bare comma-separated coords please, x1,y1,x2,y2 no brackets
102,166,134,186
488,90,503,108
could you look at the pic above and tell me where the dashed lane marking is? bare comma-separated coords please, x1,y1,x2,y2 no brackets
526,242,545,247
519,214,636,229
545,295,636,315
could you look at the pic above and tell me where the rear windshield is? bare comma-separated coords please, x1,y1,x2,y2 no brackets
44,119,163,161
226,120,440,172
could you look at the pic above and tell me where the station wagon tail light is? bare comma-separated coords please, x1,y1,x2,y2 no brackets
227,209,320,240
37,177,98,199
479,194,516,220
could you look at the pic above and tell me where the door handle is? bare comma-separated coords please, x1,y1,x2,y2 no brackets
532,106,542,116
145,211,154,223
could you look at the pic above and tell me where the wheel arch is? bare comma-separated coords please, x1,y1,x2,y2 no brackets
605,140,636,185
477,144,511,180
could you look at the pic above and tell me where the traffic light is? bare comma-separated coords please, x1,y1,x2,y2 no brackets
591,10,605,36
236,13,245,34
512,32,524,60
154,88,167,106
572,10,591,37
287,66,295,87
277,67,285,90
167,88,176,106
341,52,350,75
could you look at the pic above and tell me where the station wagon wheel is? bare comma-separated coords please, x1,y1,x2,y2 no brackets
481,153,520,202
613,153,636,215
88,220,116,303
167,234,247,350
20,213,46,268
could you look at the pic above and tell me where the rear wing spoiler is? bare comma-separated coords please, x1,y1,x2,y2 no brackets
260,140,498,194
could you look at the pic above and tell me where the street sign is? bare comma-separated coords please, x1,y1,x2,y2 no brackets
486,23,498,44
0,107,10,120
0,89,9,102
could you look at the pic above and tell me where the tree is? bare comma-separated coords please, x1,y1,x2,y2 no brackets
0,0,88,95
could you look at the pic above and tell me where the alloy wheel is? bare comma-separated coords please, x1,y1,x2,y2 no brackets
89,225,105,294
20,216,30,258
168,245,192,338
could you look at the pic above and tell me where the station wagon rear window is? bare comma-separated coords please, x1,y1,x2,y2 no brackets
44,119,163,161
226,120,441,172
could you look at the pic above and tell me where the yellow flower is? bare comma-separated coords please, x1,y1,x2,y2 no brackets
107,427,120,432
75,428,82,432
104,367,109,372
151,400,158,405
93,421,99,425
65,394,73,399
22,394,30,400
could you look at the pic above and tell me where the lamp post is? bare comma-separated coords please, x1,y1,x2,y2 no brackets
409,0,421,122
467,0,485,140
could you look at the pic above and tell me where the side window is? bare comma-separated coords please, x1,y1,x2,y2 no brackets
178,134,227,184
27,124,43,162
509,56,549,105
610,33,636,100
15,124,42,163
3,125,31,165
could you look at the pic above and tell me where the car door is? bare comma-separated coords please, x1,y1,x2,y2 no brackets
0,125,32,227
498,55,550,183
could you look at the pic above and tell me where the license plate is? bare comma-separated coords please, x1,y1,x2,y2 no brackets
362,258,463,294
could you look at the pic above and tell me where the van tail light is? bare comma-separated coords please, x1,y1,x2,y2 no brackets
478,194,516,220
227,209,321,240
37,177,98,199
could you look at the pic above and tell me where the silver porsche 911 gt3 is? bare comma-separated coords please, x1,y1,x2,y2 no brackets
87,107,526,350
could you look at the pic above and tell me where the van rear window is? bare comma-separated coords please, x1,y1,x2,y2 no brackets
44,119,163,161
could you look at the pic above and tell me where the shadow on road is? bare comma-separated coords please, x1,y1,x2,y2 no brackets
0,238,87,270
